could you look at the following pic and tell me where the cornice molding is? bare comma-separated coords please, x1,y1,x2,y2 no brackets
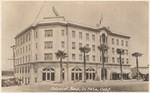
14,21,131,39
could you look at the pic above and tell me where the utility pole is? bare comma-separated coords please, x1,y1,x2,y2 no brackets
10,45,16,78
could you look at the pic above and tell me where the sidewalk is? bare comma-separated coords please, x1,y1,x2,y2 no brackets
2,79,148,92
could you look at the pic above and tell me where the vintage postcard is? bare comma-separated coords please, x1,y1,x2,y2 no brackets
1,1,149,92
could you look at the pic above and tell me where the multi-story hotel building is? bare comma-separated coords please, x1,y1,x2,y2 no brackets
14,15,131,84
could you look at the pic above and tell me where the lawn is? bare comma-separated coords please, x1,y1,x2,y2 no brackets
2,80,149,92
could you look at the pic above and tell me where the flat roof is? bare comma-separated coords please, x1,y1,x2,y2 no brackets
14,17,131,39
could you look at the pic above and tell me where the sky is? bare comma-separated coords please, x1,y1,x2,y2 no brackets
1,1,149,70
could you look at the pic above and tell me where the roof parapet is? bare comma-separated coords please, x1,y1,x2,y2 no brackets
43,16,65,21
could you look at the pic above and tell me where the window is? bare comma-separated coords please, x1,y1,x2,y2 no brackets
112,38,114,44
15,41,17,47
92,55,95,62
117,58,120,63
86,68,96,80
35,77,37,83
23,47,24,53
36,43,38,48
121,40,124,46
35,68,37,73
35,31,38,38
18,49,19,55
72,42,75,50
42,73,46,81
16,50,17,56
28,55,30,61
29,33,31,41
28,77,30,83
25,66,27,73
126,50,128,55
72,54,75,61
20,67,21,73
26,45,28,52
51,73,55,81
23,36,25,44
79,43,82,48
22,77,24,83
102,34,106,44
79,32,82,39
28,66,30,73
17,39,20,46
79,54,82,61
100,56,102,62
117,39,119,45
92,45,95,52
20,38,22,45
29,44,30,51
35,54,37,60
112,48,114,54
42,68,55,81
86,44,89,48
122,58,124,64
61,41,65,48
126,59,129,64
92,35,95,41
45,30,53,37
72,31,75,38
26,55,27,62
71,68,82,81
86,33,89,40
23,57,24,63
22,66,24,73
86,55,89,61
44,53,52,60
112,57,115,63
100,35,102,43
26,34,28,42
20,58,22,64
126,41,128,47
61,30,65,36
20,48,22,54
45,41,53,49
104,57,108,62
71,73,74,80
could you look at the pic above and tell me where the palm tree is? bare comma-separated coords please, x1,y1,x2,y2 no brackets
116,49,125,80
55,50,67,83
98,44,109,81
79,46,91,82
132,52,143,80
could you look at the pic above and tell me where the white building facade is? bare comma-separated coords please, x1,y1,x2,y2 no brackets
14,16,131,84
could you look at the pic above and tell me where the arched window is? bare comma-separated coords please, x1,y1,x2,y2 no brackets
102,33,106,44
42,68,55,81
72,68,82,71
86,68,95,80
71,67,82,81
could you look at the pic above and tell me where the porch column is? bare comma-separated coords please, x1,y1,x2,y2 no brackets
30,64,35,84
37,67,42,83
55,65,61,82
97,67,101,80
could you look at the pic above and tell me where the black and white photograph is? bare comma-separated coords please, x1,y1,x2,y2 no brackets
1,1,149,92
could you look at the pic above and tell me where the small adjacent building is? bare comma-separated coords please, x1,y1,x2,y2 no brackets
2,70,14,80
14,9,131,84
131,66,149,81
